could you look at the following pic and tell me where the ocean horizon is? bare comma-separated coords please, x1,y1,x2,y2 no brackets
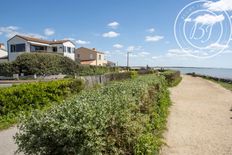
165,67,232,80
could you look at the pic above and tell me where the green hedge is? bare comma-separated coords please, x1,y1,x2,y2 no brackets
0,53,119,76
0,79,84,129
77,65,119,76
14,53,77,75
0,62,18,76
15,75,171,155
160,70,182,87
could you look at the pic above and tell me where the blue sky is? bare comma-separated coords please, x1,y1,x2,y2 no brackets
1,0,232,68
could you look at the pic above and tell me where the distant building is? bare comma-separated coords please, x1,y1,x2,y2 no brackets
0,43,8,63
106,60,116,67
75,47,107,66
7,35,76,61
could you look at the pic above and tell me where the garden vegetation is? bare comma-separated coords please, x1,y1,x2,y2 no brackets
0,53,118,76
160,70,182,87
0,79,84,129
15,74,172,155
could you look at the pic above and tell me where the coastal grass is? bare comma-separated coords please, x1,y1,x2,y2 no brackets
208,79,232,91
187,73,232,91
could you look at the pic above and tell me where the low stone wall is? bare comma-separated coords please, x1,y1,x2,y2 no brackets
80,75,111,87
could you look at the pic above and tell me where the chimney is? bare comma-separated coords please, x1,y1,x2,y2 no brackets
92,48,96,51
0,43,5,50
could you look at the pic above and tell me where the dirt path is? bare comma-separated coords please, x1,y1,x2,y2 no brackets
161,75,232,155
0,127,23,155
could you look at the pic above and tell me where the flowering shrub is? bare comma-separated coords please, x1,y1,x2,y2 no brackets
15,75,171,155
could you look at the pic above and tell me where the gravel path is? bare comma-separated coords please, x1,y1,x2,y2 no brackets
161,75,232,155
0,127,22,155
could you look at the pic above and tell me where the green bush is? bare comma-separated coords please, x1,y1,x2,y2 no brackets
0,53,119,76
105,71,134,81
14,53,78,75
0,79,84,117
138,69,157,75
130,71,138,79
161,70,182,87
0,62,18,76
15,75,171,155
77,65,119,76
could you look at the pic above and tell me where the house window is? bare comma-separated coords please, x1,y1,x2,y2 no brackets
77,54,80,58
11,45,16,52
90,54,93,59
30,45,46,52
67,47,71,53
72,48,75,53
11,44,25,52
99,55,101,60
52,47,57,52
64,46,66,52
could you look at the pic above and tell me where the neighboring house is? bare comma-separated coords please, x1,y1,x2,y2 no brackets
7,35,76,61
0,43,8,63
75,47,107,66
106,61,116,67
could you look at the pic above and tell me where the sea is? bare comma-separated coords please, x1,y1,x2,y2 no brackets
166,67,232,80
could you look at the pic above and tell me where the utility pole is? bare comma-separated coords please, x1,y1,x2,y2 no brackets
127,51,131,69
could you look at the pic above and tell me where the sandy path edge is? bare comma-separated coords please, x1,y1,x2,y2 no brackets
161,75,232,155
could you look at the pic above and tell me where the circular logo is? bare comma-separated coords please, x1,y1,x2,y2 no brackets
174,0,232,58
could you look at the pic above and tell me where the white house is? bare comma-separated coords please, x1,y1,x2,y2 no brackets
7,35,76,61
0,43,8,63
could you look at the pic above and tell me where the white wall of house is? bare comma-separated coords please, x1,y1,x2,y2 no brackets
96,53,107,66
8,36,28,61
0,49,7,58
63,41,75,60
49,44,64,53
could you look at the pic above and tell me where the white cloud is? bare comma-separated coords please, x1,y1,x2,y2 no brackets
137,51,150,57
166,49,191,57
0,26,46,39
113,44,123,49
204,0,232,11
126,46,143,52
152,56,161,59
102,31,120,38
127,46,135,52
44,28,55,36
205,43,228,50
147,28,155,33
140,52,150,55
0,26,19,38
130,54,139,58
185,18,192,22
194,14,224,25
145,35,164,42
76,40,90,45
108,21,119,29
